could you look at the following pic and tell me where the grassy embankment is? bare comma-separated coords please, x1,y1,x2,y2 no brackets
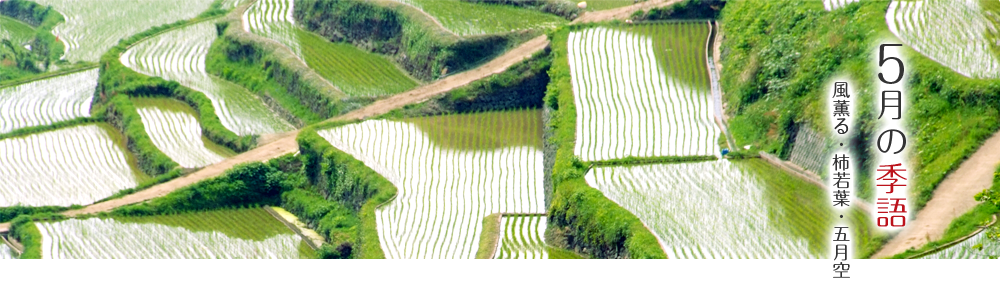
721,0,1000,255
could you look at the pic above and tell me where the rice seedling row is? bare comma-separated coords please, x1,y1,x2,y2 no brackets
568,23,720,162
924,227,1000,259
134,99,228,168
585,160,833,259
886,0,1000,79
0,69,98,134
494,215,547,259
121,21,294,136
36,215,308,259
243,0,302,58
0,16,36,45
115,208,298,241
317,112,545,259
823,0,859,11
389,0,565,36
31,0,220,62
0,124,140,207
298,29,418,97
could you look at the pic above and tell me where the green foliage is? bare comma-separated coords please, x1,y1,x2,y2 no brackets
388,50,551,117
631,0,725,21
0,205,70,224
111,162,289,216
297,124,399,259
100,94,180,176
281,188,358,250
91,16,257,177
0,0,67,80
296,0,537,81
316,242,353,259
206,23,366,123
0,116,101,141
9,213,65,259
544,27,666,259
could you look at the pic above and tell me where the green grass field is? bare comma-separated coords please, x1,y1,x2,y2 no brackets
116,208,298,241
0,16,35,45
298,29,418,97
38,207,316,259
585,0,635,11
407,109,543,151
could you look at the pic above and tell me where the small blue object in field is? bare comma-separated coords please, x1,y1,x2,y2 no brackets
721,148,730,156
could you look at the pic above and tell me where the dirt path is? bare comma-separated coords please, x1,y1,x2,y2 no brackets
872,131,1000,258
0,0,678,234
330,35,550,122
571,0,683,24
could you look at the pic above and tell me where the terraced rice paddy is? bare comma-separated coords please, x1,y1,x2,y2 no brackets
568,23,720,161
134,98,232,168
36,208,315,259
586,160,833,259
0,243,14,259
121,21,293,135
0,16,35,45
924,227,1000,259
0,69,98,134
30,0,221,62
494,215,547,259
317,110,545,259
823,0,859,11
887,0,1000,79
298,30,417,97
0,124,142,207
390,0,566,36
243,0,302,58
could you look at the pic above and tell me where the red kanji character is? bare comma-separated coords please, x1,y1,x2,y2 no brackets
876,163,907,194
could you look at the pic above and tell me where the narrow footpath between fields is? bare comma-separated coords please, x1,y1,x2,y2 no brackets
0,0,692,234
872,131,1000,258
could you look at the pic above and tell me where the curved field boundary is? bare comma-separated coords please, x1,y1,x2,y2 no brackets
228,0,348,101
873,131,1000,258
913,214,998,259
134,105,228,168
121,21,295,136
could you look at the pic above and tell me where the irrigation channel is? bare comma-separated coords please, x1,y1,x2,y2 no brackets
1,0,745,259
